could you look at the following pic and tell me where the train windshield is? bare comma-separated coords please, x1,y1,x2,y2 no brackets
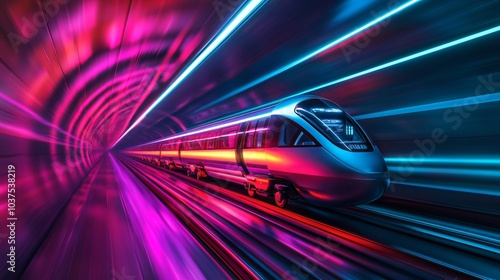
295,99,373,151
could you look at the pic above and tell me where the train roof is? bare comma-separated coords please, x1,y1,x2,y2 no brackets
132,95,340,148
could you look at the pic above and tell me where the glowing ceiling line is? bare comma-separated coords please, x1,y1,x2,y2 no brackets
112,0,266,148
355,91,500,120
284,25,500,98
236,25,500,116
193,24,500,131
145,112,272,146
195,0,421,112
385,157,500,166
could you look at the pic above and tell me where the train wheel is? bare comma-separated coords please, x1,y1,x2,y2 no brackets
247,186,256,197
274,191,289,208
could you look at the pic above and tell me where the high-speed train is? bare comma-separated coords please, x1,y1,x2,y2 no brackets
126,96,389,208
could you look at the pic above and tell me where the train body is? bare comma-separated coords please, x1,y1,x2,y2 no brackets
126,96,389,208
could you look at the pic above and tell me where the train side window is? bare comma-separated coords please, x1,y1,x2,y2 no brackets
245,121,257,148
183,136,191,150
191,135,201,150
213,129,222,149
180,137,188,150
206,130,219,150
189,136,196,150
197,132,207,150
266,116,282,147
220,126,238,149
255,118,269,148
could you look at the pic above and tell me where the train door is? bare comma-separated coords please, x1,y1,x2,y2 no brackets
235,122,250,175
241,117,270,177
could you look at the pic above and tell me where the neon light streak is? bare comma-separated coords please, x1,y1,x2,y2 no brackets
284,25,500,100
196,0,420,112
112,0,266,148
385,157,500,166
147,112,272,145
355,91,500,120
225,25,500,120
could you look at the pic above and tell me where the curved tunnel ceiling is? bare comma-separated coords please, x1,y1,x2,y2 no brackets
0,0,241,150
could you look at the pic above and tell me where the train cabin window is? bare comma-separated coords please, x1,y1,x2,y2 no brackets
295,98,372,151
266,116,318,147
255,118,269,148
245,121,258,148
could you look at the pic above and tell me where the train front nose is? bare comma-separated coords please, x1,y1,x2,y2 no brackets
311,173,389,207
297,148,390,207
329,149,390,205
344,171,390,205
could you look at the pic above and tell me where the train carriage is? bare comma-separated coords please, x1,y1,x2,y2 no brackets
126,96,389,208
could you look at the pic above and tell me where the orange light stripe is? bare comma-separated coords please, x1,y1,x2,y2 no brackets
181,150,236,161
125,150,178,156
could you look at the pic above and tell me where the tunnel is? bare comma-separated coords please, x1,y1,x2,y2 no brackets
0,0,499,279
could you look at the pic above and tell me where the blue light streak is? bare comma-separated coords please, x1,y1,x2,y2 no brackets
196,0,420,112
385,157,500,166
221,24,500,121
359,205,500,251
388,166,499,179
387,180,500,196
112,0,266,148
281,25,500,101
355,91,500,120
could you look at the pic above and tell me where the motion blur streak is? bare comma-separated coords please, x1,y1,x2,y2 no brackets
112,0,266,148
21,154,229,279
119,157,499,279
385,157,500,166
196,0,421,112
355,91,500,120
228,24,500,118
